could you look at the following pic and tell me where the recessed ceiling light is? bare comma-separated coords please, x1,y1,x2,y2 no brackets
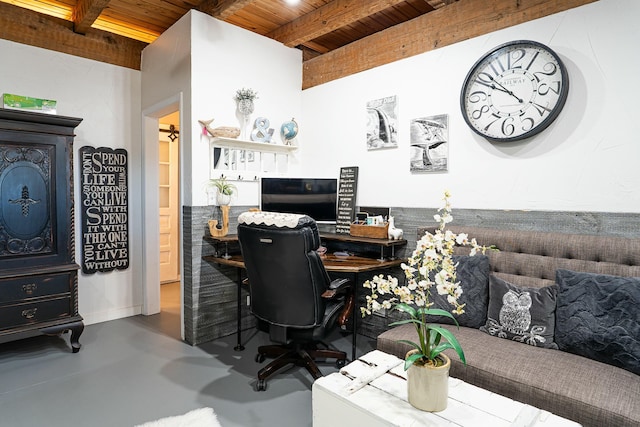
284,0,300,5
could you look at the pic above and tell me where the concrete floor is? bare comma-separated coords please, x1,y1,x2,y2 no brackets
0,282,374,427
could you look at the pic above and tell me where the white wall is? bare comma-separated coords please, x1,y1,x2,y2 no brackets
143,10,302,208
140,11,302,321
189,11,302,207
301,0,640,213
0,39,143,325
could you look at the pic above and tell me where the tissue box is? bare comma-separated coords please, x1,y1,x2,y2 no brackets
3,94,57,114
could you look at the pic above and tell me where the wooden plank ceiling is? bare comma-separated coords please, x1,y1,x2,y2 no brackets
0,0,596,89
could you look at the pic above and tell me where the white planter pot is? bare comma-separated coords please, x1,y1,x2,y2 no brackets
406,351,450,412
216,192,231,206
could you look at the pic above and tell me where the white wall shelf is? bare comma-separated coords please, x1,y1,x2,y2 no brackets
209,136,297,179
210,136,297,154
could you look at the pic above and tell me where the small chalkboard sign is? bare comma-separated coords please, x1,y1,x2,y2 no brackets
79,146,129,274
336,166,358,234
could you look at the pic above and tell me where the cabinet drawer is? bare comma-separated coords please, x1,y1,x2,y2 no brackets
0,297,71,330
0,272,72,304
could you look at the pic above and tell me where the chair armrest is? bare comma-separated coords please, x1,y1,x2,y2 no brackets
320,278,354,328
329,277,350,290
321,278,351,298
337,293,354,328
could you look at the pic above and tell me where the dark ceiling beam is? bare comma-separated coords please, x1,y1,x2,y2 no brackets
0,2,145,70
197,0,256,19
268,0,411,48
302,0,598,89
73,0,111,34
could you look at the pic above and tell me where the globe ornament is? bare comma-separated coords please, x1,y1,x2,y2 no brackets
280,118,299,145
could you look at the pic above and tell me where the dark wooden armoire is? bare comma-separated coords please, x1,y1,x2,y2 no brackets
0,109,84,352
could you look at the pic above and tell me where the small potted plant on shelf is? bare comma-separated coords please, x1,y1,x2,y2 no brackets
361,190,495,412
234,88,259,139
208,176,236,206
234,88,258,115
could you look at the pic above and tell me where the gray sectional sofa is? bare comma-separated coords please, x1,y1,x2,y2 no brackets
376,226,640,427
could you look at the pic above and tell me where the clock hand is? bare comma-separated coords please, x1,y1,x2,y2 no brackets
489,76,523,103
490,84,513,95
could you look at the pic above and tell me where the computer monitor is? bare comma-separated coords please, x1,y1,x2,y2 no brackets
260,177,338,223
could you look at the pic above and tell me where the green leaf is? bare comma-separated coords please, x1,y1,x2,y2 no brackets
396,339,422,352
393,303,417,319
427,325,466,364
389,318,423,327
417,308,451,318
429,342,455,359
404,352,425,370
429,329,442,348
418,308,460,326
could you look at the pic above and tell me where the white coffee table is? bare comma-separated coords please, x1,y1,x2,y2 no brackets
312,350,581,427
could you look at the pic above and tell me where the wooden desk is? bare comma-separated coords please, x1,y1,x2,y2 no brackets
205,233,407,261
203,253,402,272
202,253,402,361
319,232,407,261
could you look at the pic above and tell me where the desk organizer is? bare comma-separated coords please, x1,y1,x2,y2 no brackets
349,222,389,239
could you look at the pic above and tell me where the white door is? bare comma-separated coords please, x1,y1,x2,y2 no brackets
159,124,180,283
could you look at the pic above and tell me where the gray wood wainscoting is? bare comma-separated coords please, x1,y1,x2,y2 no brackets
183,205,640,345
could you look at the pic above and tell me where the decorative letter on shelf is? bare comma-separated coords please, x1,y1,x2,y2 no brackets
79,146,129,274
336,166,359,234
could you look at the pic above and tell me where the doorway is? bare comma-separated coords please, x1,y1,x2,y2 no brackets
141,93,184,340
158,113,181,339
159,115,180,284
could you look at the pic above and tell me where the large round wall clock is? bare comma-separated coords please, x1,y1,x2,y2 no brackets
460,40,569,142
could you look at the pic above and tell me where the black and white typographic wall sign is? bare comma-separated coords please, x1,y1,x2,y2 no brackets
336,166,359,234
79,146,129,274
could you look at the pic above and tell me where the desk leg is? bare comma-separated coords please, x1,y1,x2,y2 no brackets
351,273,358,362
235,266,245,351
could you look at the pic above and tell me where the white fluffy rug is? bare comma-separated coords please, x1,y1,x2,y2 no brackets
135,407,222,427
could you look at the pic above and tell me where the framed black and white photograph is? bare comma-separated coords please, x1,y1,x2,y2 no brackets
410,114,448,172
366,95,398,150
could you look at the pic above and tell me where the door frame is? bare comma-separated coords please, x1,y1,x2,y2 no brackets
141,93,184,339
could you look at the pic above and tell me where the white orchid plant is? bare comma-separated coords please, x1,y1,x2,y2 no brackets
361,190,494,370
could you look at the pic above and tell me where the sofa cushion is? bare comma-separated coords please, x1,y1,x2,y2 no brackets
555,269,640,376
426,255,490,329
377,324,640,427
480,275,558,349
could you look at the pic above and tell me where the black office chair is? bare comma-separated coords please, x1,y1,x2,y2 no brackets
237,211,353,391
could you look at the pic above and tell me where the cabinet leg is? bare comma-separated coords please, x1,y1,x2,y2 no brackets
69,321,84,353
41,320,85,353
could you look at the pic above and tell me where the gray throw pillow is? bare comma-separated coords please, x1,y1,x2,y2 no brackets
426,255,490,329
480,275,558,349
555,269,640,375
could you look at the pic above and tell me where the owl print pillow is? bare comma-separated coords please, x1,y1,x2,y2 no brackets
480,275,559,349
